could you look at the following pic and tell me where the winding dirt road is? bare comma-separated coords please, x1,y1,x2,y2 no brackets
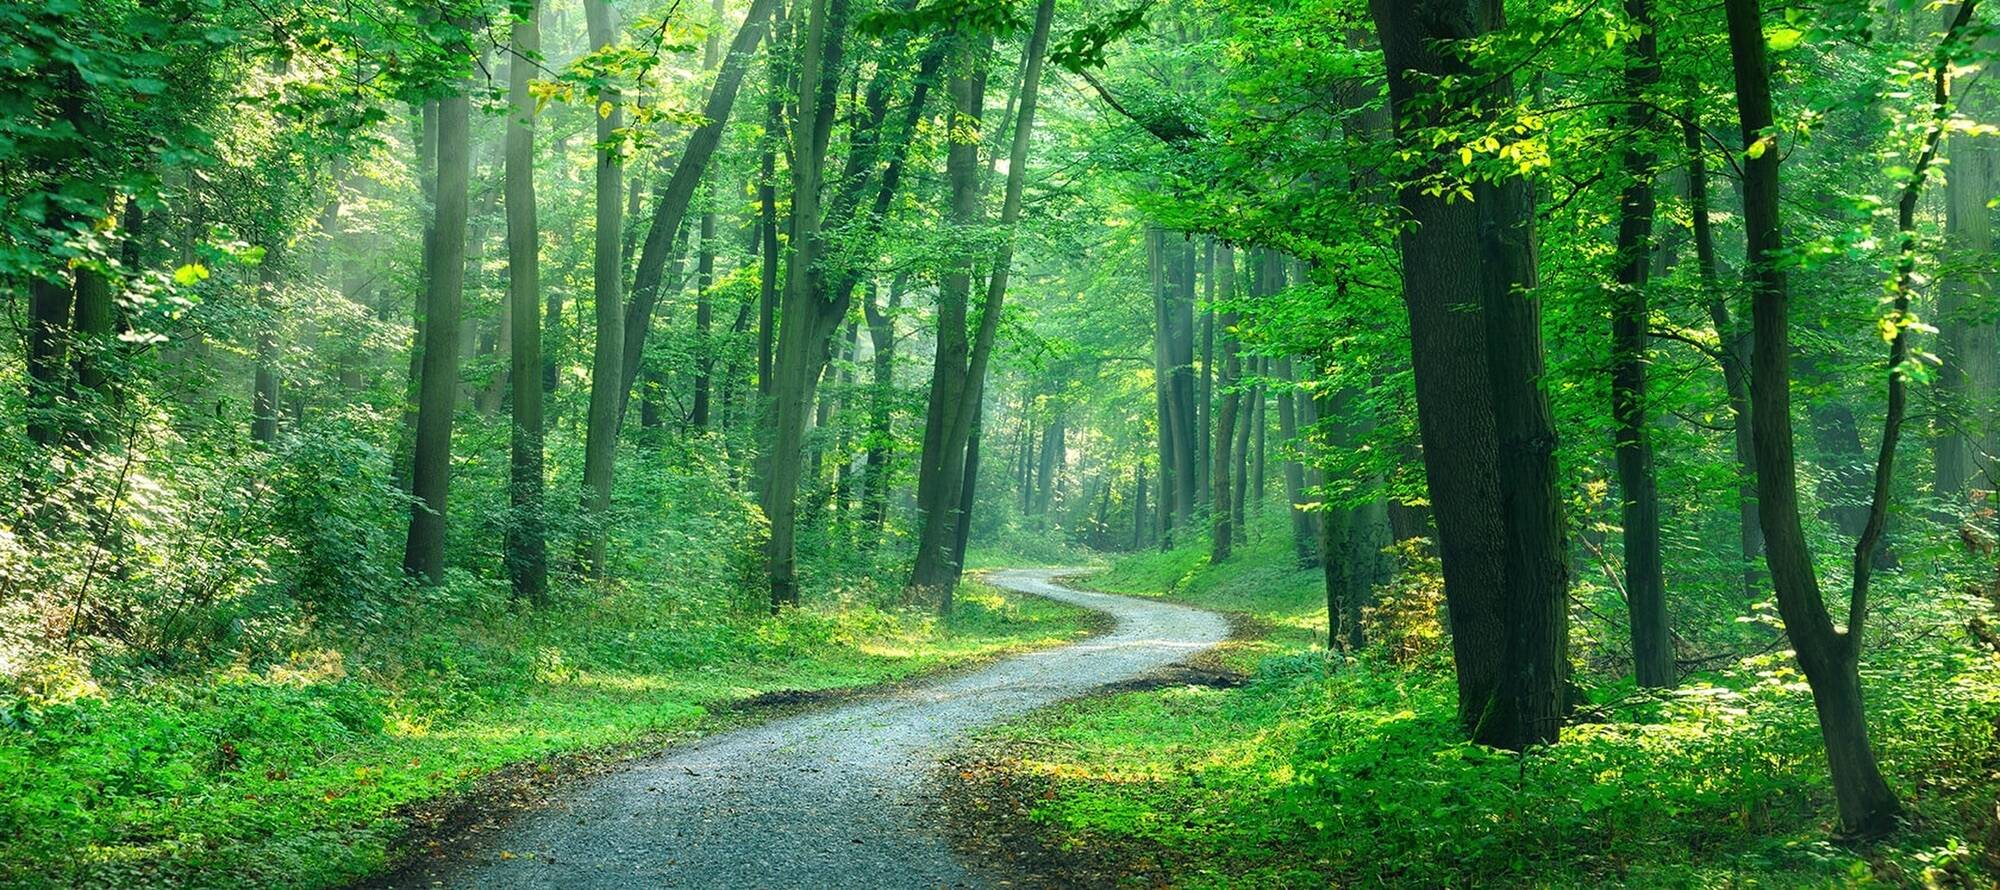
381,568,1228,889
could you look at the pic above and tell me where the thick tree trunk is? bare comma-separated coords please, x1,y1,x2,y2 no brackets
506,0,548,604
1611,0,1673,688
1373,0,1562,748
402,76,471,584
1723,0,1904,836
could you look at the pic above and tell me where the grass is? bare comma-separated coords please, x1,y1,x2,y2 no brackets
0,578,1093,888
961,515,2000,887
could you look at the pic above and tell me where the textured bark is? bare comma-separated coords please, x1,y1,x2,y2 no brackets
1723,0,1906,837
506,0,548,604
579,0,626,577
1611,0,1672,688
1372,0,1549,747
402,77,470,584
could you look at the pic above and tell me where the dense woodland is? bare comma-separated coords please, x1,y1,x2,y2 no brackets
7,0,2000,885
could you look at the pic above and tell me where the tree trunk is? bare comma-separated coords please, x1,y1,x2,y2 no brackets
579,0,626,577
1723,0,1904,837
1210,246,1239,564
909,30,991,600
1686,108,1763,604
618,0,784,417
861,278,902,542
1373,0,1559,748
402,72,471,584
1276,357,1315,566
1936,4,1999,503
908,0,1054,599
506,0,548,604
689,0,726,431
1611,0,1673,688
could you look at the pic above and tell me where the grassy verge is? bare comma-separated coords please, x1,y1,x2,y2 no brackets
0,578,1092,888
953,520,2000,887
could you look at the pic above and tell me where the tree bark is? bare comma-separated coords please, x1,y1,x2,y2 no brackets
908,0,1054,600
402,72,471,584
1611,0,1673,688
1373,0,1563,748
506,0,548,604
579,0,626,577
1723,0,1906,837
1210,246,1239,564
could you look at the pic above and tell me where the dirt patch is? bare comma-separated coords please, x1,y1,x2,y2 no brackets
938,747,1189,890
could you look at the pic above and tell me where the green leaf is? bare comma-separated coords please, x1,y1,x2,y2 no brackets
172,263,209,286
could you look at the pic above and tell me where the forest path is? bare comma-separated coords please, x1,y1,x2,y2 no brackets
379,568,1228,889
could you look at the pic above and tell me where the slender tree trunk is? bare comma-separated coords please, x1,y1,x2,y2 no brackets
1723,0,1907,837
506,0,548,604
861,278,901,542
764,0,846,610
1210,246,1240,563
1686,108,1763,604
579,0,626,577
402,72,471,584
690,0,726,431
909,30,991,600
1276,357,1315,566
618,0,784,416
909,0,1053,598
1611,0,1673,688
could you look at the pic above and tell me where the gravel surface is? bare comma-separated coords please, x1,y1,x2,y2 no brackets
381,568,1228,889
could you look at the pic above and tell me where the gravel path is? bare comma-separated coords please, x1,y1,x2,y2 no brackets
382,568,1228,889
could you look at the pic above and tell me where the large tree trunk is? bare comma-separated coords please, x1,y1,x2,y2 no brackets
579,0,626,577
1936,5,1999,503
402,72,471,584
1610,0,1673,689
1722,0,1906,837
1373,0,1566,749
506,0,548,604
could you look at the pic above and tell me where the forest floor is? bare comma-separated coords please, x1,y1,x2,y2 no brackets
0,576,1105,888
939,527,2000,887
371,569,1228,889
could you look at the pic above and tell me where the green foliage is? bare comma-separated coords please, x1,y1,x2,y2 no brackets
0,574,1093,887
979,540,2000,887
